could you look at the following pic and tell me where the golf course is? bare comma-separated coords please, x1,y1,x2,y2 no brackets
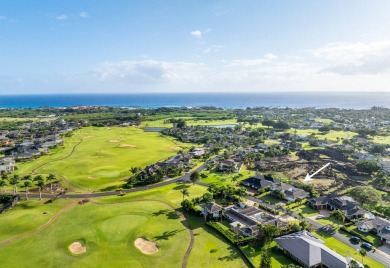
0,184,248,268
15,126,193,192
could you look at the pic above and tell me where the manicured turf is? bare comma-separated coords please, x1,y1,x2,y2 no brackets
0,201,190,267
292,205,319,217
313,232,384,268
15,127,192,191
0,199,74,242
200,166,256,186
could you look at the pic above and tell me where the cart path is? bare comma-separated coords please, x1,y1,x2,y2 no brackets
0,201,78,247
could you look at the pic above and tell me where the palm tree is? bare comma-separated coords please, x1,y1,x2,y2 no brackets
221,208,226,223
46,173,56,193
180,188,189,200
359,249,366,265
23,181,32,200
231,175,238,186
9,174,19,195
36,180,45,200
236,223,241,240
130,167,139,176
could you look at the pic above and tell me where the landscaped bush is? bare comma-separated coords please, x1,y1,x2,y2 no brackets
206,221,255,244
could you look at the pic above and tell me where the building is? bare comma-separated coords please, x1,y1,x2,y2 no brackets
356,216,390,245
309,195,369,220
0,157,16,173
241,174,274,190
275,230,355,268
271,182,310,202
200,202,223,221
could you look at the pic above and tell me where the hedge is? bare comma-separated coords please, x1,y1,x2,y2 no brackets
258,203,278,215
339,226,372,245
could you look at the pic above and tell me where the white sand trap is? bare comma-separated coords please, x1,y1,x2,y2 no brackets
119,144,136,147
69,241,86,255
109,139,120,143
134,238,158,254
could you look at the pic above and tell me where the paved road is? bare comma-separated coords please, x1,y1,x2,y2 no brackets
29,163,208,199
246,196,390,267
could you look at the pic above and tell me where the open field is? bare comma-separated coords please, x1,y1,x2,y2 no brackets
15,127,193,192
141,119,238,128
200,165,256,186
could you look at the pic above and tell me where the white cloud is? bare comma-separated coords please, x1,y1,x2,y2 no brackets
80,12,89,18
264,53,278,60
56,14,68,21
190,30,202,38
205,28,212,33
313,41,390,75
93,60,206,85
203,45,222,53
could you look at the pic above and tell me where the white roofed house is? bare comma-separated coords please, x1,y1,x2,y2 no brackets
200,202,223,221
0,158,16,173
356,216,390,245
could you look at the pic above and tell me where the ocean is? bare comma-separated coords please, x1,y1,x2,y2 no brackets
0,92,389,109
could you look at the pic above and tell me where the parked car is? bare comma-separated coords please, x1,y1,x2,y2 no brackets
361,242,373,251
350,236,360,244
316,215,325,219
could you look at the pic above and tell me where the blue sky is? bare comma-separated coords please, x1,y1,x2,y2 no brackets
1,0,390,93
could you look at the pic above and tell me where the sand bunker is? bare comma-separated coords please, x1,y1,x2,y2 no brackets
165,146,181,151
119,144,136,148
69,241,86,255
134,238,158,254
109,139,120,143
87,176,96,179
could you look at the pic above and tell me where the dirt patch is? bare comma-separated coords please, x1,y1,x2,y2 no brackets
119,144,136,148
88,176,96,179
109,139,120,143
134,238,158,254
165,146,181,151
69,241,86,255
84,135,93,139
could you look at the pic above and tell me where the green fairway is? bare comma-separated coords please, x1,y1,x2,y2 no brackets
15,126,192,191
0,200,190,268
0,199,74,242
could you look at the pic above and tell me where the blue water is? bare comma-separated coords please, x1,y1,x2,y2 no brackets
0,92,389,109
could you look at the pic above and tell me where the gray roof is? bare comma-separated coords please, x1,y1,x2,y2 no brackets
201,202,222,213
275,231,348,268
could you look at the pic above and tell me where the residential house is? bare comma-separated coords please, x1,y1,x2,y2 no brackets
0,157,16,173
309,195,369,220
219,159,241,172
201,202,223,221
271,182,310,202
189,148,205,157
356,216,390,245
241,174,275,190
275,230,355,268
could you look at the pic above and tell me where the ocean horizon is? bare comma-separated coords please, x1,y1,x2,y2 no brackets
0,92,389,109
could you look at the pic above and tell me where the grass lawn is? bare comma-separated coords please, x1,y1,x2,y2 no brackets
313,232,385,268
0,198,74,242
141,119,238,128
241,241,298,268
292,205,319,217
317,217,344,228
258,193,281,205
186,213,248,268
373,135,390,144
200,166,256,186
15,126,193,192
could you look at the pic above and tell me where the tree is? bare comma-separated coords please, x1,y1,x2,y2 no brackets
259,248,272,268
231,175,239,186
130,167,140,175
356,160,381,174
348,186,383,206
299,220,309,230
36,180,45,200
273,121,290,130
190,171,200,185
9,174,19,195
23,181,32,200
176,119,186,129
349,260,359,268
359,248,366,265
262,120,275,128
260,224,281,245
46,174,56,193
181,199,194,211
202,192,213,203
0,179,7,193
180,188,189,200
330,209,345,223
